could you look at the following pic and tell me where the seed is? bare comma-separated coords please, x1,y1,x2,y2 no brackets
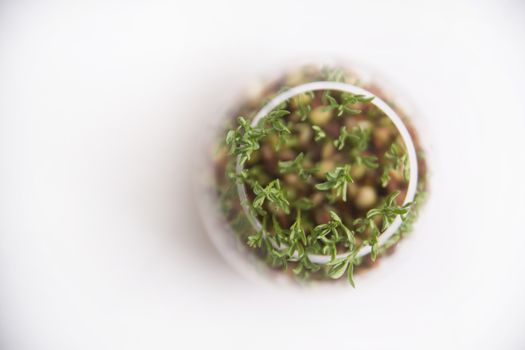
310,106,333,126
315,160,335,178
267,134,280,147
275,212,291,228
283,173,300,187
373,127,391,149
311,192,324,206
386,177,400,192
347,183,359,199
390,168,404,182
297,123,313,146
303,158,313,168
245,149,261,165
356,120,373,131
350,163,367,180
396,189,407,205
314,207,331,225
355,186,377,210
323,120,340,138
342,212,354,227
285,186,298,201
321,141,335,158
261,143,275,163
290,93,312,108
277,149,295,161
256,173,271,186
379,116,393,127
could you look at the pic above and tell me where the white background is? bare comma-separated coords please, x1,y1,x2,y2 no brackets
1,0,525,349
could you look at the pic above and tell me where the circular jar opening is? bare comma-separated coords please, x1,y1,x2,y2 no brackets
204,63,429,284
235,81,418,264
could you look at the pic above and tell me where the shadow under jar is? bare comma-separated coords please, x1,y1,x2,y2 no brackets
207,64,428,286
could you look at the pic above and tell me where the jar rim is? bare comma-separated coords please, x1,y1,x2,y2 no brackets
235,81,419,264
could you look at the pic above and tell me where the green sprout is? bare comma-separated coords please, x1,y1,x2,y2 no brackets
353,191,411,260
226,117,267,165
380,143,409,187
315,165,354,202
251,179,290,215
294,91,314,121
327,254,357,287
312,125,326,142
278,152,319,181
287,210,308,258
323,91,374,117
264,102,291,135
312,211,355,248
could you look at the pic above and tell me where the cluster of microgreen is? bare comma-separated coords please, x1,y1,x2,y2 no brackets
225,117,267,166
334,126,379,169
224,89,414,285
323,91,374,117
377,188,426,255
312,125,326,142
315,165,353,202
251,179,290,216
278,153,319,181
380,143,410,187
295,91,315,122
353,191,410,260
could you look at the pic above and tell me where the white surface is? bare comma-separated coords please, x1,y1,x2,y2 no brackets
0,1,524,350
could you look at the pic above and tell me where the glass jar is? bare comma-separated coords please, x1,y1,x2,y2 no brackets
195,60,429,285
